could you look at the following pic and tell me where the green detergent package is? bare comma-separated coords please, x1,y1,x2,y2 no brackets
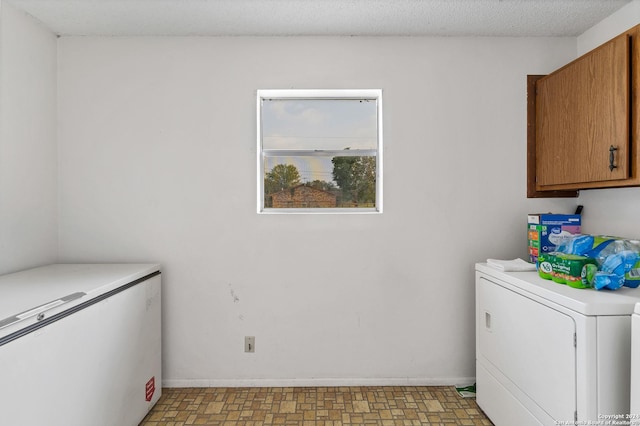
540,235,639,289
581,263,599,289
537,253,554,280
551,255,567,284
550,253,597,288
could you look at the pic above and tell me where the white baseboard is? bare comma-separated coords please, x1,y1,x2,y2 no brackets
163,377,476,388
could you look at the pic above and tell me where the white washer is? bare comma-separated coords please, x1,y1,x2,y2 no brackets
632,302,640,425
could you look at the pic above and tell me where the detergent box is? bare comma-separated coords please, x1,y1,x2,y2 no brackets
527,214,581,264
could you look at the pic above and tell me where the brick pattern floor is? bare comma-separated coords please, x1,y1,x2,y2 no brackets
139,386,494,425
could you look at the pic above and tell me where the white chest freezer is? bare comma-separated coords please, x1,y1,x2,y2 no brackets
0,263,162,426
476,263,640,426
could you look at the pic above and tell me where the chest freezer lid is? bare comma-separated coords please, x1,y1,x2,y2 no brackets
0,263,160,339
635,302,640,315
476,263,640,316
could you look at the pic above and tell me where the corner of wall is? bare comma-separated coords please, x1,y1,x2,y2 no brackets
577,0,640,55
0,1,59,274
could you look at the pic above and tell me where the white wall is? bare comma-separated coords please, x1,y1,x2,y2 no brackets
2,0,636,390
578,0,640,56
576,0,640,238
57,35,577,386
0,1,57,275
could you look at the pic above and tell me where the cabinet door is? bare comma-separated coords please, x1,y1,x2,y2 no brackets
536,32,630,187
477,277,576,422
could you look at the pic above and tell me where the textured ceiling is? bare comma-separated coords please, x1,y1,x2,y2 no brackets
6,0,633,37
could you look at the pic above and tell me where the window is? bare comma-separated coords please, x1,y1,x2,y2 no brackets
257,89,383,213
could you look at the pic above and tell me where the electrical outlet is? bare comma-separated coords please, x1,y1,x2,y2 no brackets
245,336,255,353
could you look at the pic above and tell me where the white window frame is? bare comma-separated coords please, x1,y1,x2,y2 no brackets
257,89,383,214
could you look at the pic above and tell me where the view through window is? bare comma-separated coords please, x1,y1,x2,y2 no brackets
257,89,383,213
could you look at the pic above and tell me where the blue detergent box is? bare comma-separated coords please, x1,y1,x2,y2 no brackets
527,214,581,264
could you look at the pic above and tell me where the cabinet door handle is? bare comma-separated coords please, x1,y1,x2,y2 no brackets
609,145,618,171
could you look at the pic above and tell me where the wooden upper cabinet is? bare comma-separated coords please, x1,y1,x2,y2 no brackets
532,25,640,192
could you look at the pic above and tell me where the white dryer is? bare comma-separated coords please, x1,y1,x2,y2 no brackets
632,302,640,425
476,264,640,425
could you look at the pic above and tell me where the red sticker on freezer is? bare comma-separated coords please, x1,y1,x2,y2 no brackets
145,377,155,402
